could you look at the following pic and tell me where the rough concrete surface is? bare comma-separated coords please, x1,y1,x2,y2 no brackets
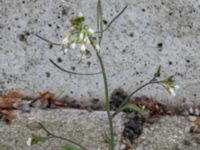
0,109,124,150
137,116,199,150
1,0,200,104
0,109,199,150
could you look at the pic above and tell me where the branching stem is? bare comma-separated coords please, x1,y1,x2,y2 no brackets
34,34,63,46
49,59,102,76
112,79,166,118
39,123,87,150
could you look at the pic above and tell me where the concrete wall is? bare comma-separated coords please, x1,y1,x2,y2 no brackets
1,0,200,104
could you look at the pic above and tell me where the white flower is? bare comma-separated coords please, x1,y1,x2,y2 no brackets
169,85,179,97
85,38,90,45
95,43,100,51
169,88,176,96
70,43,76,49
64,48,68,53
174,85,180,90
62,33,72,45
78,12,83,17
83,36,89,44
62,38,68,45
26,137,32,146
81,44,86,51
79,32,84,40
87,28,95,34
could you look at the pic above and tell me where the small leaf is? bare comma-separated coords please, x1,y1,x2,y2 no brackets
70,16,85,29
31,134,45,145
154,65,161,78
164,76,174,88
121,103,144,115
61,145,81,150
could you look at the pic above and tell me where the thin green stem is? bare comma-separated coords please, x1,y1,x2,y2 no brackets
95,5,128,34
112,79,165,118
34,34,63,46
39,123,87,150
49,59,102,76
95,51,114,150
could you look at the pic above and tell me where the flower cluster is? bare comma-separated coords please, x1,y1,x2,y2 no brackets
62,13,100,58
153,66,179,97
164,77,179,96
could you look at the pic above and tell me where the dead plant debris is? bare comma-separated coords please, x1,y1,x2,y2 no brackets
0,89,200,148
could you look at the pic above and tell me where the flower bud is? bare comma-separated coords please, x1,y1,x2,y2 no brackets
64,48,68,53
81,43,86,51
88,28,95,34
70,43,76,49
79,32,84,41
78,12,83,17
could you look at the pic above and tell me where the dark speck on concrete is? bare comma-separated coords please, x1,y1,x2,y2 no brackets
141,8,146,12
62,8,68,15
57,57,62,63
168,61,173,65
87,61,91,67
129,33,134,37
186,59,190,63
103,20,108,25
24,31,30,36
46,72,50,78
169,12,173,16
49,44,53,49
157,43,163,48
71,66,76,71
122,49,126,53
18,34,26,42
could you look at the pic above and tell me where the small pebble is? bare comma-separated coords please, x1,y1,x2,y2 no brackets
120,144,126,150
189,116,197,122
194,108,199,116
26,122,42,130
21,103,31,113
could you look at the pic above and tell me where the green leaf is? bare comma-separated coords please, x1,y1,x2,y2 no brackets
70,16,85,29
154,65,161,78
165,76,174,87
121,103,144,115
31,134,45,145
61,145,81,150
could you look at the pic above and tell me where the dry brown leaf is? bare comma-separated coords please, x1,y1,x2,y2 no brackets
195,117,200,126
3,112,16,124
39,92,54,100
30,92,55,108
1,91,23,100
0,101,13,109
0,91,23,109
